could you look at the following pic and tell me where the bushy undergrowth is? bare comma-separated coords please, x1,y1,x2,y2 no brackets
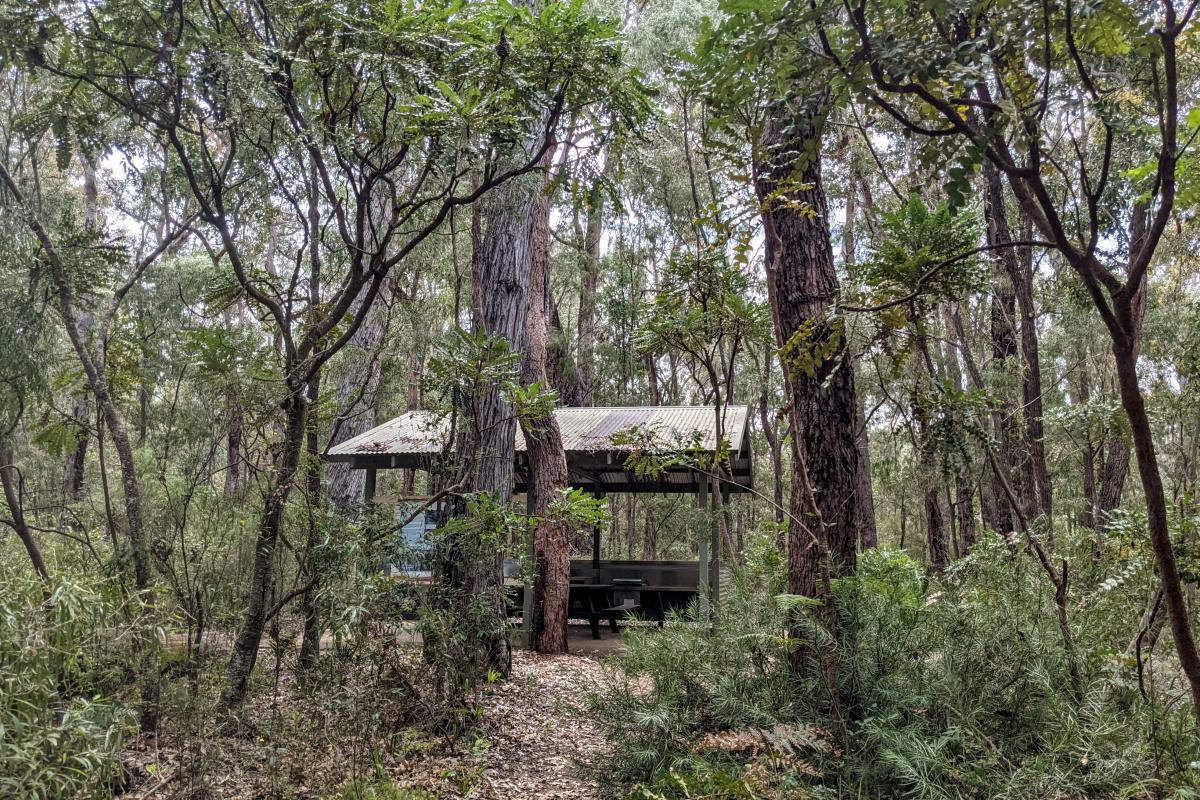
590,534,1200,799
0,570,141,798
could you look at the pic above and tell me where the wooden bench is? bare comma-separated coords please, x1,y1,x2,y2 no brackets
587,597,640,640
569,585,641,639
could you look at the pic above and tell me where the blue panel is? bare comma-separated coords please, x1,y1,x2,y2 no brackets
391,507,437,574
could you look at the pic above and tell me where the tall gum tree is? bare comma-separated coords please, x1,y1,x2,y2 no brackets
520,166,572,655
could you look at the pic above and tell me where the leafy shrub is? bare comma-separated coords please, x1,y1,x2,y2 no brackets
587,543,805,786
0,570,139,798
590,540,1200,799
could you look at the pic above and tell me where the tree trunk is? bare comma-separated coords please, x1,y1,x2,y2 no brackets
939,306,976,552
843,165,878,548
223,305,245,497
63,388,91,499
1012,216,1052,521
754,92,859,694
442,134,547,679
64,164,99,500
1076,358,1097,529
642,511,657,560
913,330,948,573
758,348,785,526
224,390,308,707
1097,432,1131,520
299,372,322,669
983,161,1022,534
1,442,49,581
403,273,428,495
956,478,977,553
546,294,580,403
924,488,949,574
1113,339,1200,721
520,171,571,655
853,355,878,548
575,192,602,407
0,161,159,730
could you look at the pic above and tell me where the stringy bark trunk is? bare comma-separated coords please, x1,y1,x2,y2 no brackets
521,173,571,655
754,93,858,697
442,127,548,678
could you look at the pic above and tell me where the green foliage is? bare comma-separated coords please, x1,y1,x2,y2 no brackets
588,556,800,787
0,571,139,798
856,195,985,317
424,328,523,418
591,545,1200,799
418,494,522,725
636,250,771,369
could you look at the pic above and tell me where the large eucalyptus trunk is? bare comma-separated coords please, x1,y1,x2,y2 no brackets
520,173,571,655
754,94,859,691
441,138,546,679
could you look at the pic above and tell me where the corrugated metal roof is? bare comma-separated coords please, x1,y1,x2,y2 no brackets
327,405,750,459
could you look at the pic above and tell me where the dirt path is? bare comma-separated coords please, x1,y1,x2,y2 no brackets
393,651,611,799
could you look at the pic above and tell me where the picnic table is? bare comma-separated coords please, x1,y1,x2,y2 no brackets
568,582,640,639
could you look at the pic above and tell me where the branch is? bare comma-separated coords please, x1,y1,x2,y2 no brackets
840,241,1054,314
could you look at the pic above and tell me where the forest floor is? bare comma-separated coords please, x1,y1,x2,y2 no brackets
123,628,620,799
389,651,611,799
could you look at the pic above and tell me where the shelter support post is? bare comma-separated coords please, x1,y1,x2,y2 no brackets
592,491,605,569
697,476,710,620
363,467,377,506
522,490,535,650
712,484,726,610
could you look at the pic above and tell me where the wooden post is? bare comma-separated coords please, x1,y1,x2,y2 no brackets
592,490,605,570
522,490,535,649
363,467,377,505
714,486,729,609
697,476,709,620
